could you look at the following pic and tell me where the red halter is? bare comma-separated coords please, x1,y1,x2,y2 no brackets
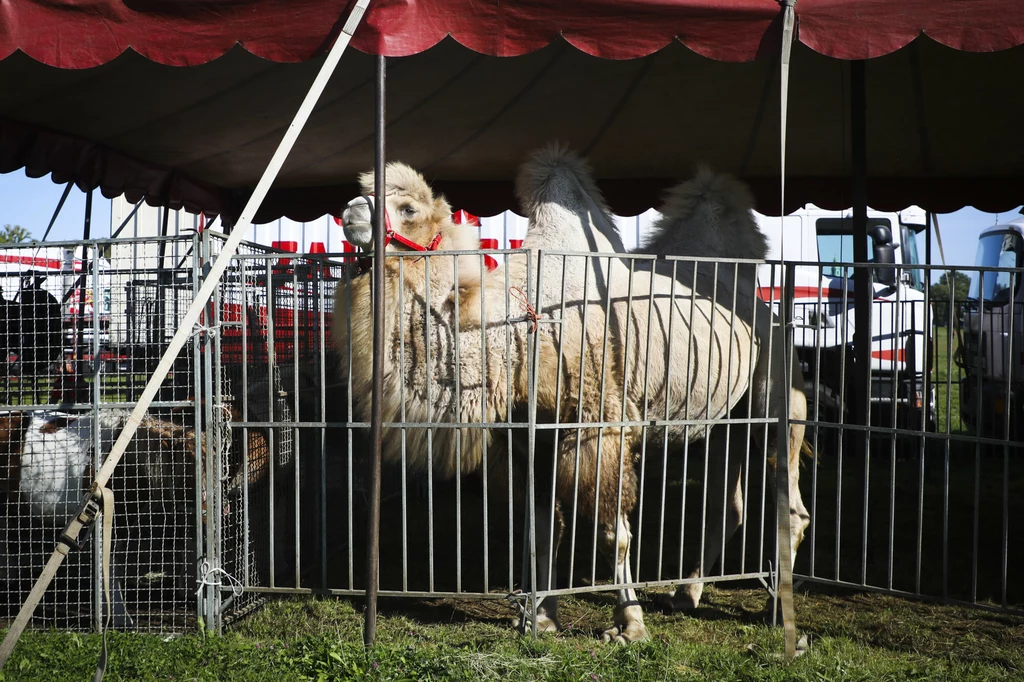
363,195,443,252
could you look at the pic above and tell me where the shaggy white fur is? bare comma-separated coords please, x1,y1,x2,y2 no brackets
16,410,126,519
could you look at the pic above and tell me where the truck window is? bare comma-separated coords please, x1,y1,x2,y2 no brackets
815,217,890,279
969,231,1023,305
900,225,925,292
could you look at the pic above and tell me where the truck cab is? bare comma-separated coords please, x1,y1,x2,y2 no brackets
755,205,935,432
959,218,1024,438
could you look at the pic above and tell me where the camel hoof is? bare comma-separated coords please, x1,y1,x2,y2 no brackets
600,622,649,644
652,592,699,614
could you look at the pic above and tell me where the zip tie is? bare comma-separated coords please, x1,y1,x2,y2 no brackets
196,561,244,599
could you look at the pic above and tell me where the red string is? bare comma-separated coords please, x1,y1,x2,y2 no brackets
508,286,539,333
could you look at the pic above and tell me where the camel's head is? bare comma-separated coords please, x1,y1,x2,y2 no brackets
341,162,453,253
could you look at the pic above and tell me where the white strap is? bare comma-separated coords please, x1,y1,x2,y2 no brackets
93,486,116,682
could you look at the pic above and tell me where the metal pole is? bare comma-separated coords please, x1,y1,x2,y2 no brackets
0,0,373,668
364,53,386,648
850,60,872,457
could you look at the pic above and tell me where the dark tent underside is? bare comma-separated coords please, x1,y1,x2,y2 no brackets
1,1,1022,220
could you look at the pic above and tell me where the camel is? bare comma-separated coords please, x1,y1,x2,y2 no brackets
332,148,810,643
633,167,811,612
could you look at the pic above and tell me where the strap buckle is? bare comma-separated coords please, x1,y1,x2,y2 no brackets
58,490,103,551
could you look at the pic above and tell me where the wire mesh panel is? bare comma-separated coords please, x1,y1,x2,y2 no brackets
0,235,204,633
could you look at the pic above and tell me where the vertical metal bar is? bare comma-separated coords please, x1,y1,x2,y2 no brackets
697,263,721,586
972,273,985,603
479,252,490,592
634,255,656,581
549,256,568,590
504,259,514,593
398,259,409,592
1002,272,1015,608
452,256,463,593
612,258,636,590
915,231,932,595
590,256,616,585
344,255,355,591
942,274,954,598
719,262,740,577
887,277,902,591
568,256,591,587
527,253,541,636
90,243,103,623
656,259,679,582
678,262,699,578
424,256,435,594
292,268,301,588
239,240,252,595
203,281,218,630
318,255,328,590
194,229,208,622
364,53,386,647
265,262,277,589
210,256,226,630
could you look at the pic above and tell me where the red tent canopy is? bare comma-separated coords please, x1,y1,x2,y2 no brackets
1,0,1022,219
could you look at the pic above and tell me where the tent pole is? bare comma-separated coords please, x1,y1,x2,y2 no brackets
0,0,374,669
850,60,872,461
364,53,386,648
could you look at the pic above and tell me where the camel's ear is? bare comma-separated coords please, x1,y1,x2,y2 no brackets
433,195,453,220
357,169,375,195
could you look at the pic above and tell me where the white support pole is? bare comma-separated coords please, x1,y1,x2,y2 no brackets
0,0,373,669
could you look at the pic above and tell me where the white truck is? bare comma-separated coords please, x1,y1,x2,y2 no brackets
754,205,935,432
958,217,1024,438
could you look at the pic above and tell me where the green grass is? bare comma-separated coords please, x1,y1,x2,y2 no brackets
932,326,965,434
2,589,1022,681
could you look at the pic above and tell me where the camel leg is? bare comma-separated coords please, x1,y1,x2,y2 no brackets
786,387,812,560
598,512,649,643
516,493,563,634
662,425,745,611
570,427,648,644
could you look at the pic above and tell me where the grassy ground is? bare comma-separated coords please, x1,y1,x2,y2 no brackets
933,325,965,434
2,587,1022,681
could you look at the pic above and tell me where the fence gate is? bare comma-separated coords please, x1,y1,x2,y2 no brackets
0,234,206,633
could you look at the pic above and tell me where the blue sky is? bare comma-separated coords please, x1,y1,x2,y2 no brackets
1,169,1020,275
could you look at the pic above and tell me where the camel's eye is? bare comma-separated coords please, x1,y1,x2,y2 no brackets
400,205,417,219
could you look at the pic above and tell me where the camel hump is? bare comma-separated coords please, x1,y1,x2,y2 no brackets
515,143,609,215
647,167,766,261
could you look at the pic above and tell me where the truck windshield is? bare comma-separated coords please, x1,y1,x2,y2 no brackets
815,217,889,279
969,230,1023,305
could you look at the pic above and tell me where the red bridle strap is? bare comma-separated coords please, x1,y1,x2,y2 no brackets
363,195,443,252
